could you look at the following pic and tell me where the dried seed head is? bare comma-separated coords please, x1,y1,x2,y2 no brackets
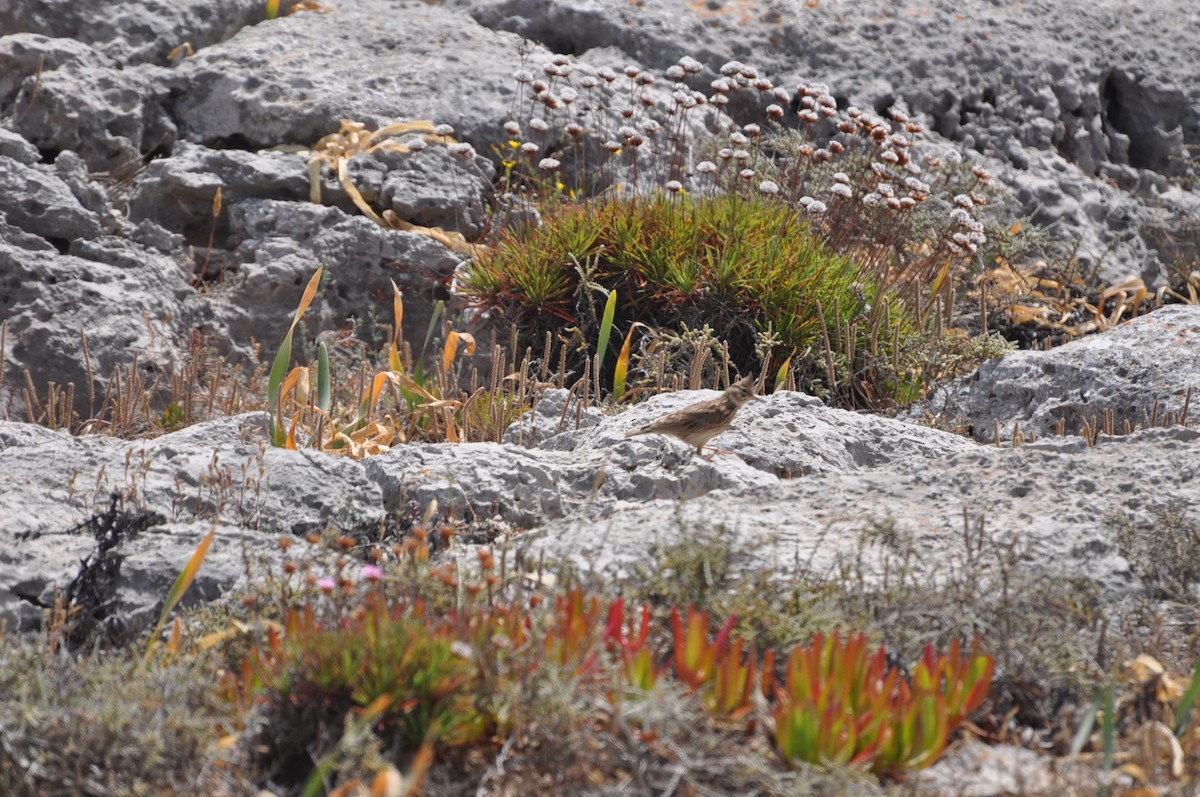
711,94,729,107
624,65,640,78
743,123,761,137
641,119,661,134
886,197,902,209
604,140,622,153
905,121,925,134
766,104,784,118
667,65,686,81
862,192,882,207
773,86,791,103
720,60,744,76
799,109,820,124
829,140,844,154
877,183,895,198
680,55,703,73
711,78,731,93
666,180,683,193
434,123,454,136
513,69,533,84
542,62,560,77
899,196,917,209
830,183,853,198
552,54,570,66
814,148,832,162
880,150,900,164
799,195,814,207
890,109,909,123
740,65,759,80
539,92,561,109
637,72,655,85
739,168,756,180
598,67,618,82
639,94,657,107
580,75,599,89
807,200,828,215
972,166,992,183
954,193,974,209
969,192,988,206
733,148,751,161
833,171,850,183
520,142,539,156
730,132,748,147
759,180,780,194
560,87,578,104
946,150,963,165
837,121,856,134
529,118,550,133
621,107,635,119
532,79,548,93
718,147,734,160
539,157,561,171
503,120,520,136
753,78,773,92
889,133,910,148
565,122,584,137
696,160,717,174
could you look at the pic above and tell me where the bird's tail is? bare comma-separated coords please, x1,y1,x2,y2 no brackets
624,427,648,438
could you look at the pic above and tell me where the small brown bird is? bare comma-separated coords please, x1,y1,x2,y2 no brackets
624,375,757,457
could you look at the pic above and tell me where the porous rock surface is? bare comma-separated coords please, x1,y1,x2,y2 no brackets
1,6,1200,783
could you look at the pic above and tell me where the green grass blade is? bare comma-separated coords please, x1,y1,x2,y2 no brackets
143,526,215,662
317,341,331,412
1067,690,1099,760
413,299,445,386
1100,685,1114,797
597,288,617,370
267,267,323,445
1174,658,1200,735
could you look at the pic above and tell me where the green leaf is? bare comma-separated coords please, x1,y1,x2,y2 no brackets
597,288,617,370
1174,658,1200,736
143,526,215,663
317,341,331,413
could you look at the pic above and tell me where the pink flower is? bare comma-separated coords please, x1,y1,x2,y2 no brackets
362,565,383,582
317,577,336,593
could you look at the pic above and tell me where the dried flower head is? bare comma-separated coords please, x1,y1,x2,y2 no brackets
830,183,853,198
753,78,773,92
743,123,761,137
529,118,550,133
759,180,779,194
667,65,686,81
565,122,584,137
532,79,548,93
624,65,640,78
604,140,622,153
711,94,729,107
598,66,617,82
666,180,683,193
720,61,744,76
520,142,539,156
539,157,561,171
513,69,533,84
641,119,661,134
718,148,734,160
766,104,784,118
448,142,476,161
553,54,570,66
733,149,751,162
696,160,717,174
434,123,454,136
503,120,520,136
679,55,703,73
738,168,756,180
637,73,655,85
560,87,578,104
580,75,599,89
807,200,828,215
954,193,974,209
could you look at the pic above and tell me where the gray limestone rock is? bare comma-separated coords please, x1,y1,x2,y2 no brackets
918,304,1200,441
0,154,103,242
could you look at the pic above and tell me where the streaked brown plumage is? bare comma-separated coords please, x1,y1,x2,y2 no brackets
623,375,757,456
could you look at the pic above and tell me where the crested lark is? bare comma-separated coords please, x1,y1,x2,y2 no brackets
623,375,757,457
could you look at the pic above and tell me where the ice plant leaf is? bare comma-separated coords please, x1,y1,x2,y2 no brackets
317,341,331,412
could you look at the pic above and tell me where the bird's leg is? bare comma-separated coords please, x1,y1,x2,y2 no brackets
700,445,731,459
